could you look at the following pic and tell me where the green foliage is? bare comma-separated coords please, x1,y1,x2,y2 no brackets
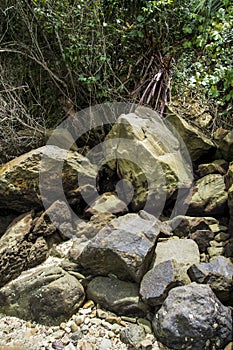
0,0,232,128
175,0,233,109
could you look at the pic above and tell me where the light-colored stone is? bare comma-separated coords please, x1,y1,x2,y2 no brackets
0,145,97,212
187,174,228,216
166,104,215,161
153,238,200,269
104,106,192,213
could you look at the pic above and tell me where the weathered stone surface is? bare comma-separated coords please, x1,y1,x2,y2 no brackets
140,260,190,306
228,184,233,234
84,192,128,218
166,105,215,161
198,160,227,177
0,212,17,237
76,212,116,239
87,276,149,317
0,266,85,325
190,230,214,253
167,215,218,238
32,200,75,240
214,129,233,161
152,283,233,349
188,256,233,304
78,212,160,282
103,106,192,213
187,174,228,216
153,238,200,270
0,145,97,212
0,213,48,287
120,324,146,349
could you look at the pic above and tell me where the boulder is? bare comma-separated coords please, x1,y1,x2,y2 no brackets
77,212,160,282
188,256,233,304
84,192,128,218
0,145,97,212
0,266,85,325
140,259,190,306
31,200,75,240
167,215,218,238
165,105,215,161
87,276,149,317
187,174,228,216
153,238,200,270
214,129,233,161
227,184,233,234
103,106,192,214
189,230,214,253
0,213,48,287
198,160,227,177
76,212,116,239
152,282,232,349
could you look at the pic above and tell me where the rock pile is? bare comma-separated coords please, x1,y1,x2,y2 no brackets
0,105,232,349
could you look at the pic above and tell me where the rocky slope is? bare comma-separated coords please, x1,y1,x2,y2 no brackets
0,105,232,350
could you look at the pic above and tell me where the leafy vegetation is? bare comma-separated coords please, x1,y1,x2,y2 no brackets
0,0,232,136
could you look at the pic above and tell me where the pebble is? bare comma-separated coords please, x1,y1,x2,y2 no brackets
74,315,85,326
96,309,109,319
61,334,70,345
99,338,112,350
79,308,92,315
83,300,95,309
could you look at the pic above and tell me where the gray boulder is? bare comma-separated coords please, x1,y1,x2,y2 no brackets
188,256,233,304
0,266,85,325
140,259,190,306
187,174,228,216
0,212,48,287
78,212,160,282
152,282,232,349
87,276,149,317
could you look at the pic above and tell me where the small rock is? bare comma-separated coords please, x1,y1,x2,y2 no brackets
70,330,82,342
140,339,153,350
99,338,112,350
215,232,230,242
52,341,64,350
96,309,108,319
120,324,146,348
61,335,70,345
137,318,152,334
80,341,95,350
74,315,85,326
70,322,79,333
83,300,95,309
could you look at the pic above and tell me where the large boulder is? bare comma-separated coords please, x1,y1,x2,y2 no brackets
187,174,228,216
140,259,190,306
153,238,200,270
87,276,149,317
103,106,192,214
77,212,160,282
152,282,232,349
0,213,48,287
0,265,85,325
0,145,97,212
188,256,233,304
165,105,215,161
